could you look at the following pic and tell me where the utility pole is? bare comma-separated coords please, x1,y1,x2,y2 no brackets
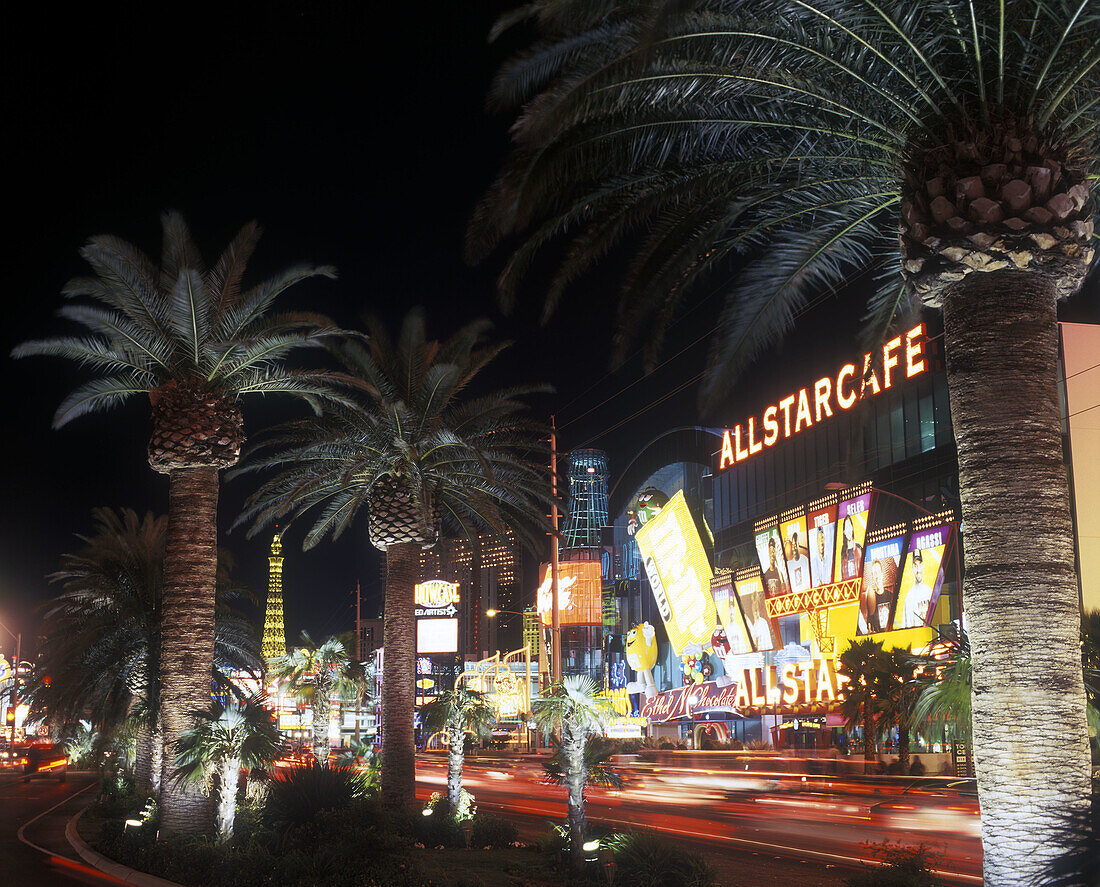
354,583,361,746
550,416,562,683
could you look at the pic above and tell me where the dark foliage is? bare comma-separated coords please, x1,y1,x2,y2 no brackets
845,845,942,887
607,830,715,887
263,762,369,838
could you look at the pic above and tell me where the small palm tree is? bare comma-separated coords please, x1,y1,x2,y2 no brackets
533,675,616,872
422,686,496,812
270,633,356,767
235,308,553,807
913,625,973,752
31,507,262,793
838,639,885,769
543,734,624,790
872,646,920,773
14,213,342,835
171,698,281,842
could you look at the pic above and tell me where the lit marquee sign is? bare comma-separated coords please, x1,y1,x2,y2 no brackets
415,580,460,616
415,580,460,654
719,323,929,469
634,490,717,654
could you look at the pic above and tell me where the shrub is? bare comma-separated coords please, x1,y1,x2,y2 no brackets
608,831,715,887
264,762,370,838
845,845,941,887
909,756,926,776
470,815,518,849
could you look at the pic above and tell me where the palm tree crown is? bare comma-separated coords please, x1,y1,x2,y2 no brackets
13,211,341,461
473,0,1097,398
235,307,553,551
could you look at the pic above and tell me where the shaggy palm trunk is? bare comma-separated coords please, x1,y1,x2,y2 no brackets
311,692,331,767
564,724,587,873
215,757,239,843
158,467,220,836
381,542,417,807
897,726,910,774
942,270,1091,886
447,709,465,810
135,721,154,790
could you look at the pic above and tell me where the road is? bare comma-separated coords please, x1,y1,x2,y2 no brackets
415,753,984,886
0,770,124,885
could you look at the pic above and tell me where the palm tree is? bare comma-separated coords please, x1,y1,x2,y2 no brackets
31,507,262,793
422,686,496,812
13,212,342,834
533,675,616,873
872,646,920,773
913,624,973,754
473,4,1097,881
235,308,553,807
543,734,625,790
838,638,883,769
270,633,357,767
171,697,282,842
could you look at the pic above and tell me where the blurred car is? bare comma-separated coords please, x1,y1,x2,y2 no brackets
23,743,68,782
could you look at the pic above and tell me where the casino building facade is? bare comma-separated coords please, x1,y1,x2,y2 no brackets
600,316,1099,752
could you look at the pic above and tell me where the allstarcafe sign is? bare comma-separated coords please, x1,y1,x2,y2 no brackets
642,659,847,721
719,324,930,469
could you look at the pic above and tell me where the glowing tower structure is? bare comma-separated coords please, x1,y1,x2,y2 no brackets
562,449,609,551
262,532,287,661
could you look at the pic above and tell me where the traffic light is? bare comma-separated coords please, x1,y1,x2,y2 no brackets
4,709,14,725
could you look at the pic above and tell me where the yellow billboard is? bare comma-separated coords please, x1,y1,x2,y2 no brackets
635,490,716,655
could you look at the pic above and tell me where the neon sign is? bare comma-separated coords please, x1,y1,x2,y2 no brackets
719,323,929,469
641,659,848,721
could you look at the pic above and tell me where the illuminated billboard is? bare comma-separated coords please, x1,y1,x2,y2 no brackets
415,579,460,617
417,618,459,654
537,559,603,626
805,495,837,588
754,518,790,599
710,571,754,656
894,517,952,629
835,487,873,583
858,525,906,635
780,509,811,594
734,568,778,652
635,490,717,654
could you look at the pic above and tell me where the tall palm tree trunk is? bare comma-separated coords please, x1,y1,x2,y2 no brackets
382,542,417,807
863,709,874,771
942,270,1091,886
447,710,465,810
134,720,154,790
150,717,164,795
565,725,588,874
312,693,331,767
158,467,220,836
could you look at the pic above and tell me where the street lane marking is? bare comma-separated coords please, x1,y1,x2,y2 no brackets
16,780,96,860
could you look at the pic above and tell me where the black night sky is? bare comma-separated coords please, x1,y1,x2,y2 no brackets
0,2,709,651
5,3,1096,658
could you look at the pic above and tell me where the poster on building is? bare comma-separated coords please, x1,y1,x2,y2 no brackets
417,618,459,653
734,569,778,652
710,571,754,656
834,490,873,583
780,510,812,594
537,560,603,626
754,519,791,599
805,497,838,588
857,528,906,635
894,521,952,629
635,490,717,655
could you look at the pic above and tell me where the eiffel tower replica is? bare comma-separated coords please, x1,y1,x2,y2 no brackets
262,531,287,664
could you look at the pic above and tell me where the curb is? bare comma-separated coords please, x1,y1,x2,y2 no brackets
66,807,186,887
